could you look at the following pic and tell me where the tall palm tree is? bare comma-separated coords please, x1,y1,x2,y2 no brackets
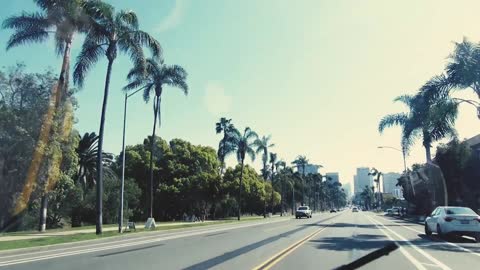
253,135,274,217
275,160,286,215
368,168,383,209
292,155,309,205
224,127,258,220
269,152,278,213
254,135,275,179
378,94,458,163
124,58,188,219
3,0,89,232
215,117,234,175
73,2,161,234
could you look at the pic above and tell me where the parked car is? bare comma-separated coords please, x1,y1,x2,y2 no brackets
425,206,480,242
296,206,312,219
330,209,337,213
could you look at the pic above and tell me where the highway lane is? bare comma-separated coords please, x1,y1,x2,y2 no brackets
2,210,479,270
267,211,480,270
0,213,343,270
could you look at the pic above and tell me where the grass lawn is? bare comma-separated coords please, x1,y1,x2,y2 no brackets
0,216,269,251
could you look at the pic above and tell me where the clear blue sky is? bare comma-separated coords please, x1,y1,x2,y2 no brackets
1,0,479,186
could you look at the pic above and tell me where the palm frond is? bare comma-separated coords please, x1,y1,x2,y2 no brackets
115,10,139,29
5,28,49,50
130,30,162,59
2,12,50,31
163,65,188,95
378,113,408,133
73,34,105,88
393,94,414,107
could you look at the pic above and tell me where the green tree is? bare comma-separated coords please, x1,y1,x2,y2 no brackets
124,58,188,219
292,155,309,205
3,0,89,232
73,1,161,234
215,117,234,175
379,94,458,162
224,127,258,220
254,135,274,217
269,152,278,213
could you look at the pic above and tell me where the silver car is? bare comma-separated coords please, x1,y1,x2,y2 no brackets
425,206,480,242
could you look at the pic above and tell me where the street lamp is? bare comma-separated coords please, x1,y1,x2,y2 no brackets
118,88,144,233
377,146,407,173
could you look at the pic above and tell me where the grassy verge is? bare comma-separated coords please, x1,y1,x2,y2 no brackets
0,216,270,251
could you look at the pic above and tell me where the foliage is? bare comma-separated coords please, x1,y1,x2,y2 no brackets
379,93,458,162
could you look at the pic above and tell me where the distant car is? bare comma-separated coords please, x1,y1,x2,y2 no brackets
330,209,337,213
352,207,358,212
296,206,312,219
425,206,480,242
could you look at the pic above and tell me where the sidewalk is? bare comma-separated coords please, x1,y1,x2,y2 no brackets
0,220,215,242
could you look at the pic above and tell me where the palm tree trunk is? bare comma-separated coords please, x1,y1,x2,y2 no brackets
96,59,114,235
149,96,160,218
37,40,72,232
302,166,305,205
238,159,245,221
270,165,275,214
263,162,267,218
38,194,48,232
425,145,432,163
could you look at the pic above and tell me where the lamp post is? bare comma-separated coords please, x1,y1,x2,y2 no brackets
118,88,144,233
377,146,407,173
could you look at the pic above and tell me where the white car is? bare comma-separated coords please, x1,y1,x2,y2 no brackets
425,206,480,242
295,206,312,219
352,207,358,212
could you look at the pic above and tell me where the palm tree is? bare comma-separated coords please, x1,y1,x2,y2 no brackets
124,58,188,219
3,0,89,232
275,160,286,215
269,152,278,213
215,117,234,174
292,155,309,205
73,2,161,234
253,135,274,217
378,94,458,163
254,135,275,180
224,127,258,220
3,0,89,96
368,168,383,209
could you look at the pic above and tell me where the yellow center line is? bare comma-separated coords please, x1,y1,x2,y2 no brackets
252,223,333,270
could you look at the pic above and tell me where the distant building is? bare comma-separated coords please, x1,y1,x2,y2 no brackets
382,172,401,194
393,188,404,199
354,167,373,194
296,164,322,175
466,134,480,159
326,172,339,184
343,182,352,198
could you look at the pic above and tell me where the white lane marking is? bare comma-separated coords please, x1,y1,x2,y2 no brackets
366,215,427,270
0,219,289,267
377,215,480,258
422,262,443,268
367,215,452,270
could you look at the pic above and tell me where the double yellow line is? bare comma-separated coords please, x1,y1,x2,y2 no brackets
252,225,330,270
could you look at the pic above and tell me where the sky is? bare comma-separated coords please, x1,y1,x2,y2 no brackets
1,0,480,188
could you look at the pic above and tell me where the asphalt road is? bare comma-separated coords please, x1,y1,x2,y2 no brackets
1,211,479,270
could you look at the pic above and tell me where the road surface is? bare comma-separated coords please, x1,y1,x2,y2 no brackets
1,211,479,269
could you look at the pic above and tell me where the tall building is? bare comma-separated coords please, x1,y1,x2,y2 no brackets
326,172,339,184
343,182,352,198
382,172,401,194
354,167,373,194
